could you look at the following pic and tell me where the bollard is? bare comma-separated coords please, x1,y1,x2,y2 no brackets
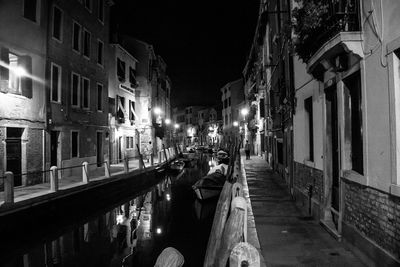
163,149,168,163
158,151,163,164
139,156,144,170
150,153,154,166
4,171,14,204
231,196,248,243
50,166,59,192
124,156,129,173
229,242,260,267
216,198,246,266
82,162,89,183
104,159,110,178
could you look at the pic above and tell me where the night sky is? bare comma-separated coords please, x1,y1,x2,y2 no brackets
112,0,260,107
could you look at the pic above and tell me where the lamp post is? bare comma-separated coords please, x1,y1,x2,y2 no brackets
241,107,249,146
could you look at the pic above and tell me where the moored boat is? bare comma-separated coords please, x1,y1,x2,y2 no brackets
168,160,185,173
192,170,226,201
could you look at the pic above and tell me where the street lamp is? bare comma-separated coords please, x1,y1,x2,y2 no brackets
153,107,162,115
241,108,249,118
233,121,239,127
174,123,180,129
165,118,171,125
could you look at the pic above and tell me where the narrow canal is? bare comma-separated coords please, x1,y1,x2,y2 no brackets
1,154,218,267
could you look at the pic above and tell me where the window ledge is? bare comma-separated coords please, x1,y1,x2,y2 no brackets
341,170,367,185
304,160,315,168
390,184,400,197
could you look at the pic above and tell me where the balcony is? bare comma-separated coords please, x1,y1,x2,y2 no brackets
293,0,361,67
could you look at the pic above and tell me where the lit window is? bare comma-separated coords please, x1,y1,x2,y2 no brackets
81,77,90,109
72,22,81,52
71,72,80,107
51,63,62,102
8,53,21,94
83,29,91,58
52,6,63,41
0,49,32,97
23,0,38,22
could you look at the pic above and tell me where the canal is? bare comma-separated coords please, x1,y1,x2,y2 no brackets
1,154,218,267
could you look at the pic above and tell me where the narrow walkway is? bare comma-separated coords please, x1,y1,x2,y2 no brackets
243,155,365,267
0,158,156,206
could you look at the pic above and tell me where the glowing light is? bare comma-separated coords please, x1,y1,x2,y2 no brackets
241,108,249,116
153,107,162,115
156,227,162,234
166,193,171,201
116,214,124,224
233,121,239,127
13,66,27,77
165,118,171,125
208,126,213,131
174,123,180,129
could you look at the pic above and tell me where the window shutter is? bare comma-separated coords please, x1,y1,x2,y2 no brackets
0,47,9,93
20,55,33,98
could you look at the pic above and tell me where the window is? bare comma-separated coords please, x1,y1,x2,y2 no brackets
117,58,125,82
343,71,363,174
71,131,79,158
51,63,61,102
71,72,80,107
52,6,63,41
129,100,135,121
116,95,125,123
23,0,38,22
72,22,81,52
84,0,92,12
1,52,33,98
228,97,231,107
81,77,90,109
97,40,103,66
129,67,136,86
126,136,133,149
98,0,104,23
277,141,283,164
304,97,314,161
83,29,91,58
97,83,103,111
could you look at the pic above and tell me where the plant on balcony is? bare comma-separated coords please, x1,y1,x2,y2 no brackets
292,0,330,62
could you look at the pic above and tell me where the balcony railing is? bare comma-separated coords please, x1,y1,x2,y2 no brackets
293,0,360,62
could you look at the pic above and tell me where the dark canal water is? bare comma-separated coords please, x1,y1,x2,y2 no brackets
1,155,219,267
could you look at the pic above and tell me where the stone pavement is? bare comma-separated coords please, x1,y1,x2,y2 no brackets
0,158,157,207
242,154,367,267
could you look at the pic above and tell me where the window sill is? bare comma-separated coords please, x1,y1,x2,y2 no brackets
341,169,367,185
52,36,63,44
51,100,61,104
304,160,315,168
390,184,400,197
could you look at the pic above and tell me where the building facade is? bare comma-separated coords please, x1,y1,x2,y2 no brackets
108,43,138,163
0,0,48,186
220,79,245,146
46,0,112,176
248,0,400,264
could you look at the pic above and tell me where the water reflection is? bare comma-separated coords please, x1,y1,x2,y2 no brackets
3,154,215,267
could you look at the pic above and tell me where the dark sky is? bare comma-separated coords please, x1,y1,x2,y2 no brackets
113,1,260,107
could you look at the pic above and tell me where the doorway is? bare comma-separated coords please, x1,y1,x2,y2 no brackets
6,127,23,186
96,132,103,167
325,86,340,230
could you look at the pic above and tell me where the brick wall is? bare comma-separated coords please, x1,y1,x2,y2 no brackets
26,128,43,185
343,179,400,259
294,161,324,204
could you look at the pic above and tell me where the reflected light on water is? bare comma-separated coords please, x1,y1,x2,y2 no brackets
166,193,171,201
